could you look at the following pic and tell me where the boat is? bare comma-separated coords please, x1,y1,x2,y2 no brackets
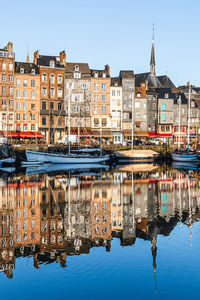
25,90,109,164
171,161,199,171
115,149,159,163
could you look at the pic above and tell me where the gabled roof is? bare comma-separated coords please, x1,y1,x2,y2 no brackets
135,72,176,89
119,70,134,79
65,62,90,75
90,68,110,78
173,92,188,105
15,62,39,74
37,55,64,68
111,77,122,87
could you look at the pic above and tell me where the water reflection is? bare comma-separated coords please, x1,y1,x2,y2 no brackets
0,167,199,279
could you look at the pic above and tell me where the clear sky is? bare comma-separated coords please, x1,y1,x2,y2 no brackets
1,0,199,86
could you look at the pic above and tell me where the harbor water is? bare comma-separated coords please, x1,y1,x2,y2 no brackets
0,164,200,299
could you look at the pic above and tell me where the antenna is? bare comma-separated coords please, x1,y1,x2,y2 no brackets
152,23,155,40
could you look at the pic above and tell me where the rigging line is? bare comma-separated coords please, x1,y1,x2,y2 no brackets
49,99,65,144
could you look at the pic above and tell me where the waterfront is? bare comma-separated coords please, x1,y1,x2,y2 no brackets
0,165,199,298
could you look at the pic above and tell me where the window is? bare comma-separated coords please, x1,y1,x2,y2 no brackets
31,80,35,87
129,83,134,88
31,103,35,110
2,62,6,70
23,113,27,120
102,95,106,103
74,65,79,71
191,101,195,108
9,87,13,95
94,95,98,103
23,90,27,98
67,82,74,89
112,90,115,96
16,102,20,110
20,67,24,74
31,69,35,74
129,92,134,99
23,79,27,87
16,113,20,121
9,63,13,70
74,72,81,79
50,88,55,97
2,86,6,95
135,102,140,108
42,87,47,96
58,88,63,97
102,73,106,78
94,106,98,114
42,74,47,82
23,124,27,131
31,90,35,99
102,106,106,114
50,75,55,83
31,114,35,120
73,106,79,112
9,99,13,106
162,104,166,111
2,74,6,81
82,83,87,89
23,102,28,110
16,90,20,98
94,72,98,78
50,60,55,68
102,83,107,90
164,93,169,99
16,78,20,86
117,90,121,96
9,74,13,82
94,83,98,90
31,124,35,131
58,75,62,83
136,112,140,118
50,101,54,110
42,116,46,125
136,92,141,97
42,101,46,110
162,113,166,121
58,102,62,110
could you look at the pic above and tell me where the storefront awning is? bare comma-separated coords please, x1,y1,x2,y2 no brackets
0,131,19,138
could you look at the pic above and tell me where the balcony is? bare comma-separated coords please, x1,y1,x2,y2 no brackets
40,109,49,115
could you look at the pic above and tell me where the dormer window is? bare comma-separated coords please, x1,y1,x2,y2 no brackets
31,69,35,75
102,73,106,78
114,82,118,86
50,60,55,68
94,72,98,78
20,67,24,74
74,65,79,72
164,93,169,99
136,92,141,97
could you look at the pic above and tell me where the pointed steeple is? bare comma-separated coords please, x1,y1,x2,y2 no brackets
150,23,156,76
26,52,30,63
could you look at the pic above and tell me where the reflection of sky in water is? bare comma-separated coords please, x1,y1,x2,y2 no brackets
0,168,200,299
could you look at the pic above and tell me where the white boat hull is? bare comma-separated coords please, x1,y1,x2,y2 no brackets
26,150,110,164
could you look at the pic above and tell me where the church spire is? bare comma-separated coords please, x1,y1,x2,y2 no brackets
150,23,156,76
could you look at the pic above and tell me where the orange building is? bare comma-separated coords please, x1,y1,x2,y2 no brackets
0,42,15,135
34,50,66,143
14,62,41,137
90,65,111,143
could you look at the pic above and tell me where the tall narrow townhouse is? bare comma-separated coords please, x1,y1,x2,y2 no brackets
14,62,41,136
119,71,135,143
157,88,173,139
0,42,15,135
134,84,148,138
90,65,111,143
110,77,123,144
65,62,91,142
34,50,66,143
173,92,188,144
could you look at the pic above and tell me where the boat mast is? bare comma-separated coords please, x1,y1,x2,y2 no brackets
178,95,181,149
100,118,102,157
78,95,80,150
187,83,191,149
68,90,71,155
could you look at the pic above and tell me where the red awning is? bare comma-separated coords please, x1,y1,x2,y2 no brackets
19,132,44,138
0,131,19,138
148,132,158,138
31,132,44,138
158,133,172,138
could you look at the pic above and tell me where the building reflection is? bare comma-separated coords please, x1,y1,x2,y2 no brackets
0,168,200,278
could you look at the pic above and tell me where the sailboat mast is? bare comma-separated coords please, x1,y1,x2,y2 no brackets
68,90,71,155
178,95,181,149
187,84,191,149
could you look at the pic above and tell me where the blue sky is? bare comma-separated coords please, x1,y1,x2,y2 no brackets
1,0,199,86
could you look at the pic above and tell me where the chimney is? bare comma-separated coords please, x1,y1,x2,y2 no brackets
60,51,66,66
4,41,13,52
34,50,39,64
105,64,110,76
145,80,148,90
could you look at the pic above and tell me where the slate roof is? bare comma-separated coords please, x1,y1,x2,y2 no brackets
119,70,134,79
65,62,90,74
173,92,188,105
111,77,122,86
90,68,110,78
37,55,64,68
15,62,39,74
135,72,176,89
